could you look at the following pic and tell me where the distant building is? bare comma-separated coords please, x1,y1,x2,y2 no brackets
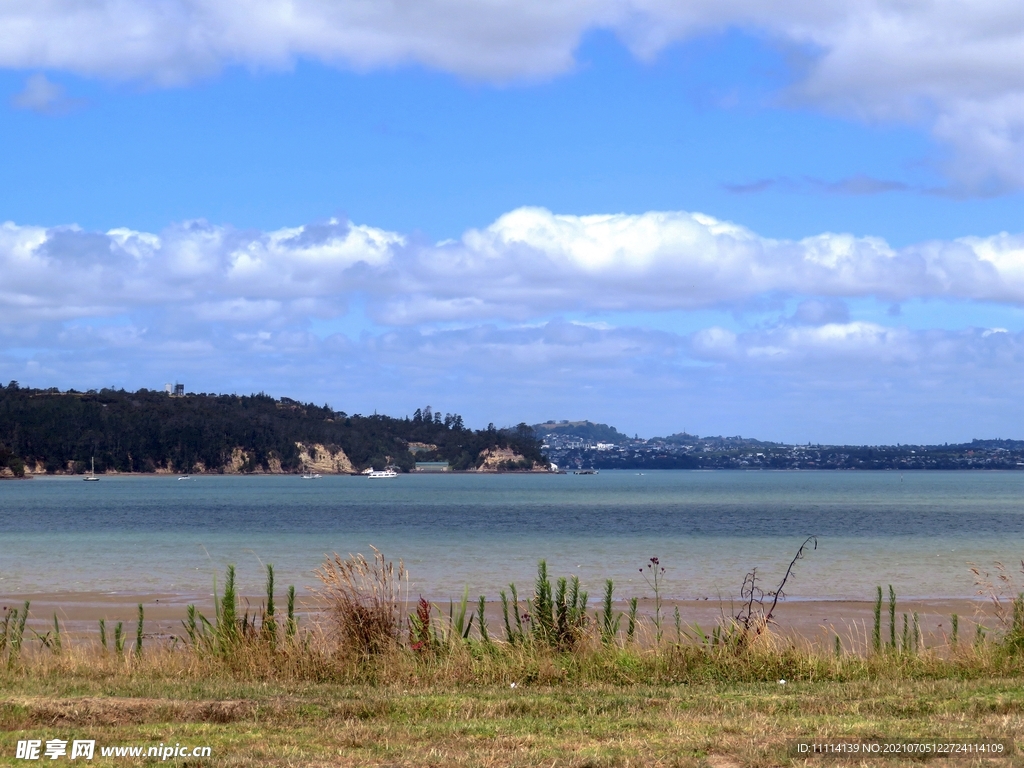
414,461,450,472
164,384,173,395
168,382,184,397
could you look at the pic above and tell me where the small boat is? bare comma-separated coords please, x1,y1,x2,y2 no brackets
178,475,190,480
573,469,599,475
301,472,322,479
83,457,100,481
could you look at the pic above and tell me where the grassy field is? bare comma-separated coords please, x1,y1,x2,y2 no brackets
2,670,1024,766
3,555,1024,766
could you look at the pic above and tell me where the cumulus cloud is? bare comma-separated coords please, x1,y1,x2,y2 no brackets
2,2,1023,188
8,207,1024,440
5,208,1024,329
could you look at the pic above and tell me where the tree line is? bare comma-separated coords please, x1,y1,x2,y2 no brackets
0,383,546,475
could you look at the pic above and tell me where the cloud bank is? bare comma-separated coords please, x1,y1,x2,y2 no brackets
3,207,1024,441
9,207,1024,327
3,1,1024,190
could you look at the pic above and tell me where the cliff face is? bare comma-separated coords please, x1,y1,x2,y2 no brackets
475,446,547,472
296,442,355,474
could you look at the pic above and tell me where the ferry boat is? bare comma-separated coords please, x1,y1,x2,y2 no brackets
364,467,398,479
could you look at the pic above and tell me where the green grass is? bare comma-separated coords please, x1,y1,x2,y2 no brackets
3,561,1024,765
2,671,1023,766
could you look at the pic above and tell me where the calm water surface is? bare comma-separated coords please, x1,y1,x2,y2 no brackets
2,471,1023,601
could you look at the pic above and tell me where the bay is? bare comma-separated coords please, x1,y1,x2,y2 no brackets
2,470,1023,602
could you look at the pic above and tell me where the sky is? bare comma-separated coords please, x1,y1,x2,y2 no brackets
1,1,1023,444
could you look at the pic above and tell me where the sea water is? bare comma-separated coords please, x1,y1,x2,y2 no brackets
2,470,1023,602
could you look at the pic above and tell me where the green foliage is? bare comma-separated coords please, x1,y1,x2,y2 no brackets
99,618,107,652
872,586,882,653
135,604,144,658
951,613,959,646
626,598,638,644
0,388,547,473
1002,594,1024,654
1,601,29,668
449,587,474,642
599,580,622,646
263,564,277,648
888,585,897,649
500,585,526,645
286,586,297,639
477,596,490,644
527,562,588,651
114,622,125,657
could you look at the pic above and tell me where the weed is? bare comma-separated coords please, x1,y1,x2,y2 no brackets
114,622,125,657
135,603,144,658
872,586,882,653
477,595,490,644
888,585,897,649
626,598,638,644
314,548,406,656
640,557,666,643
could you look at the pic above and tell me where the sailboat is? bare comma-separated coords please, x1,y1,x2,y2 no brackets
83,457,100,481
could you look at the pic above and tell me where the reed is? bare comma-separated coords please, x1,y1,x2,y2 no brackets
888,584,897,649
872,586,882,653
314,547,406,656
114,622,125,657
135,603,144,658
626,598,638,643
599,579,620,646
477,595,490,644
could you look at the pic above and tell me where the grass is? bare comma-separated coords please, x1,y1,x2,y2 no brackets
4,554,1024,765
1,670,1023,766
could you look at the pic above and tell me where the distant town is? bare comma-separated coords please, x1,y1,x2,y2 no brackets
535,420,1024,471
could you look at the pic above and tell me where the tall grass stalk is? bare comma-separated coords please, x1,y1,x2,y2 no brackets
888,585,897,649
51,614,62,655
872,586,882,654
2,601,30,668
951,614,959,646
114,622,125,657
314,548,405,655
626,598,638,644
263,564,277,647
599,580,620,646
477,596,490,644
135,604,144,658
286,586,296,639
99,619,107,652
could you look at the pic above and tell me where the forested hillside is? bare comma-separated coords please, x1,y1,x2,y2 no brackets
0,383,545,475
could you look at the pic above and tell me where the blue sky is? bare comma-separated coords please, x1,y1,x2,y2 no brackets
2,2,1024,443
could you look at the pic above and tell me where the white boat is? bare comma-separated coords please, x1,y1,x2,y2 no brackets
366,468,398,478
178,475,190,480
83,457,100,481
301,472,322,479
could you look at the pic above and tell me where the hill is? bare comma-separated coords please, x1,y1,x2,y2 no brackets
531,420,632,443
0,383,545,475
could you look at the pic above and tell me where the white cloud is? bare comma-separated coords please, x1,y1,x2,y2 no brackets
4,207,1024,328
2,1,1023,188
